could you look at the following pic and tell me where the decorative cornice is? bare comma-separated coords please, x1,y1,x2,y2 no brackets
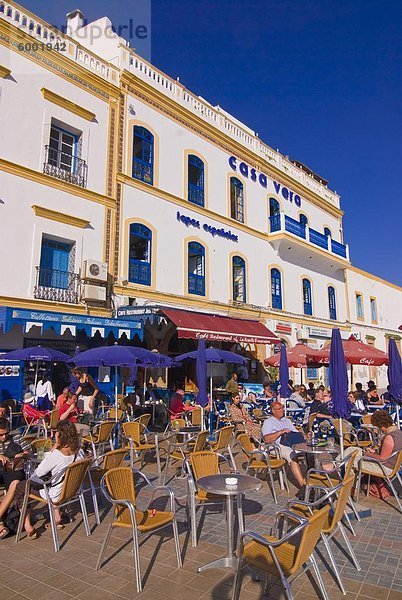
121,72,344,219
0,158,116,208
0,19,119,102
0,65,11,78
31,205,90,228
41,88,96,121
348,265,402,292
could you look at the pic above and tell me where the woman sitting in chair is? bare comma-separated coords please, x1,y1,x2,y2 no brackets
229,393,261,441
0,421,84,539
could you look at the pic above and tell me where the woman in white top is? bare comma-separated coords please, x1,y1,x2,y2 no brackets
36,373,55,411
13,421,83,538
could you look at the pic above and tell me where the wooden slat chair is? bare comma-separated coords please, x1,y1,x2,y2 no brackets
189,406,204,427
82,420,115,459
237,434,288,503
186,450,239,547
208,425,236,469
288,475,361,595
163,429,209,484
16,457,93,552
96,466,182,593
135,413,151,430
333,418,374,449
85,448,128,525
122,421,161,473
30,438,53,453
107,408,124,421
231,504,331,600
356,449,402,513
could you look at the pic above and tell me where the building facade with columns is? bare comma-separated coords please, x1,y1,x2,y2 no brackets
0,1,400,390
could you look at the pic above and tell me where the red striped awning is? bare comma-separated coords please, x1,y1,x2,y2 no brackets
162,308,278,345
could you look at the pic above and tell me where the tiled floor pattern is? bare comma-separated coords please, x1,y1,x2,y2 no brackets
1,442,402,600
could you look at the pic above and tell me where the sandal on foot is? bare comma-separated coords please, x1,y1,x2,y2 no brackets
0,523,10,540
45,522,64,530
27,528,38,540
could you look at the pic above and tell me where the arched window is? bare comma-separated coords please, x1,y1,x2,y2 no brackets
6,6,12,17
299,214,308,226
230,177,244,222
188,242,205,296
0,4,5,14
188,155,204,206
232,256,246,303
128,223,152,286
271,268,282,309
302,278,312,316
132,126,154,185
269,197,280,232
328,286,337,320
324,227,332,238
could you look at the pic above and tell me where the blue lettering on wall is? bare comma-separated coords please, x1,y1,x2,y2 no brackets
176,211,238,242
228,156,302,207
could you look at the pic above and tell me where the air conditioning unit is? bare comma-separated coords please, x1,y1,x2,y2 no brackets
81,284,107,302
296,328,309,340
82,260,108,283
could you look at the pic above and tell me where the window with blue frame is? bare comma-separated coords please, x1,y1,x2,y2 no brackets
48,125,78,174
324,227,332,238
302,278,313,315
269,197,280,232
132,126,154,184
299,214,308,226
370,297,377,323
230,177,244,222
188,242,205,296
356,293,363,319
270,268,282,309
39,237,73,289
232,256,246,303
129,224,152,286
328,286,337,320
188,155,204,206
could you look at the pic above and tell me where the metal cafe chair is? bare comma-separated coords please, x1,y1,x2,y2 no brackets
122,421,161,474
288,476,361,595
231,504,331,600
236,433,288,504
208,425,236,470
185,450,240,547
163,429,209,484
356,449,402,514
81,420,115,459
84,448,128,525
16,457,93,552
96,466,182,593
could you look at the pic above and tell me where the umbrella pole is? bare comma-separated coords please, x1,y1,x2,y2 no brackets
350,364,354,390
300,368,303,385
115,366,118,422
339,417,344,459
34,360,39,397
396,403,401,430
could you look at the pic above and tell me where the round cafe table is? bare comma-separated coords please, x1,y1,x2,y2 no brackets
196,473,262,572
293,441,340,470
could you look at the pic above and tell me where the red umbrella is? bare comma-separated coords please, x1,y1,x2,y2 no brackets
264,343,319,368
312,335,389,366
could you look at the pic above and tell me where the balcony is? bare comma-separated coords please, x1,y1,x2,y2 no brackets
269,212,350,270
43,145,88,188
34,266,80,304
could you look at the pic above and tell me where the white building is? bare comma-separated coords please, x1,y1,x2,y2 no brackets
0,1,400,390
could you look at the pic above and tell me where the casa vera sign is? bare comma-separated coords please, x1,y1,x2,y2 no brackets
228,156,302,207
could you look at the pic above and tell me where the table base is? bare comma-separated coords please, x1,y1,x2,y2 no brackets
198,556,238,572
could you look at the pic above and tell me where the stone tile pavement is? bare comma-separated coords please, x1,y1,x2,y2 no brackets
1,443,402,600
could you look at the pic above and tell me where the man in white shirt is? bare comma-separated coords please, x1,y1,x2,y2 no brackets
262,401,306,488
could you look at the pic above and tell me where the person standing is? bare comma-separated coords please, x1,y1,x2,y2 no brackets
72,368,99,415
307,382,316,401
36,372,55,411
225,373,239,396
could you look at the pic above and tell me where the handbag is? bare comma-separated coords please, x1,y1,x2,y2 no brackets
3,505,21,534
280,431,305,447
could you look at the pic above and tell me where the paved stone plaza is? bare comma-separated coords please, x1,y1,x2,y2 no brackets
1,445,402,600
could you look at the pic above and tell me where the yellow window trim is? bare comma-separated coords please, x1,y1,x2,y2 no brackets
31,205,90,228
41,88,96,121
0,65,11,78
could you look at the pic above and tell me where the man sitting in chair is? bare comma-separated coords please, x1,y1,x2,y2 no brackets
262,402,306,492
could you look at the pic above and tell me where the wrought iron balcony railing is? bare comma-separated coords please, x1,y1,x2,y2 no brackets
43,145,88,188
34,266,80,303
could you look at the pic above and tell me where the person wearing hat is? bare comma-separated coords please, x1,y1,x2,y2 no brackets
366,380,376,391
23,391,35,404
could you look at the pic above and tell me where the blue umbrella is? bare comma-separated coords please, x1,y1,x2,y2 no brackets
329,328,351,457
1,346,71,394
388,338,402,429
279,343,289,400
195,339,208,408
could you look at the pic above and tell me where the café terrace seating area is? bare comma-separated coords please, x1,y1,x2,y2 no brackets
1,401,402,600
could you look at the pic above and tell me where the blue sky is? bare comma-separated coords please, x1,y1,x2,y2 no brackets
24,0,402,285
